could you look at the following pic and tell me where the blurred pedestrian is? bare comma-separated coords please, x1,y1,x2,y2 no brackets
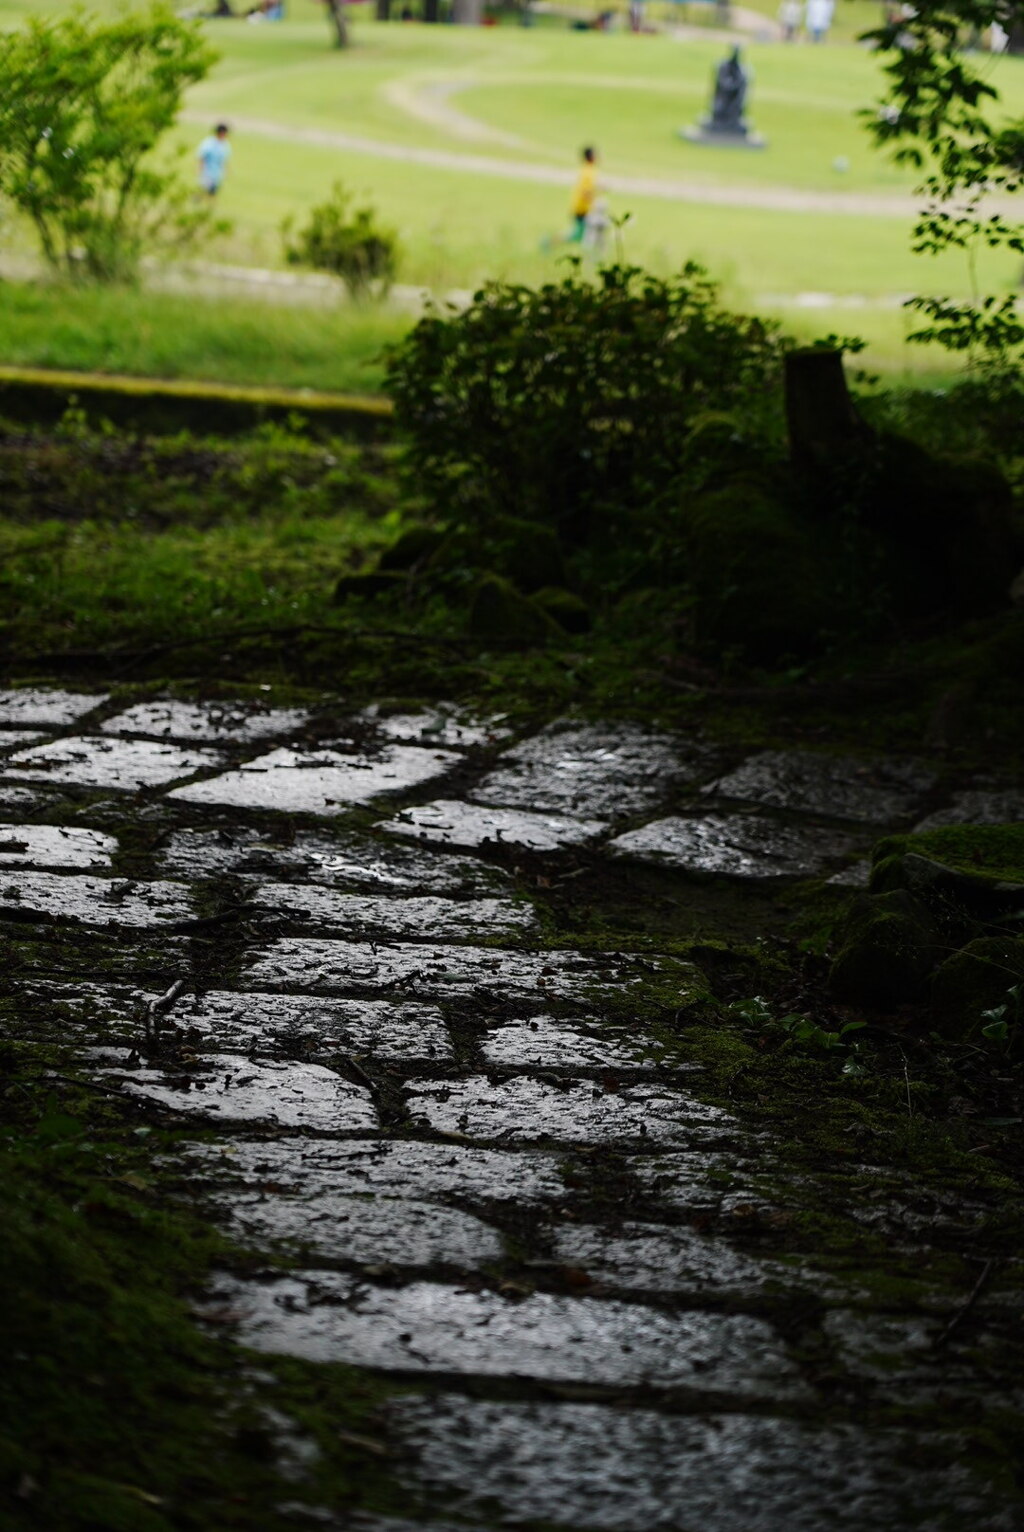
197,123,231,198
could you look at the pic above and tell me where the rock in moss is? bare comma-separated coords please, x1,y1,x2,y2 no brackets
533,587,591,634
377,525,447,572
468,575,561,646
829,889,939,1008
931,937,1024,1040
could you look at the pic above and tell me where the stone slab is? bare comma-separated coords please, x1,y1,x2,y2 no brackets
609,813,857,881
550,1221,779,1293
168,745,460,815
95,1052,376,1130
386,1396,1013,1531
244,939,688,1004
0,824,116,870
0,687,108,727
224,1193,503,1269
380,799,608,852
249,887,536,940
101,698,309,745
156,826,511,895
4,735,222,790
210,1273,806,1397
178,1137,568,1205
174,991,453,1061
481,1015,674,1071
470,721,707,820
0,872,192,927
363,705,511,750
629,1152,762,1213
914,790,1024,832
706,750,935,825
0,785,53,814
0,730,45,748
404,1075,732,1146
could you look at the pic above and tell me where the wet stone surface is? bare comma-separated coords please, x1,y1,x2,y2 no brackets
548,1221,783,1294
0,824,116,870
480,1015,674,1071
0,872,193,927
210,1273,807,1396
381,799,608,852
706,749,936,824
101,698,310,744
224,1194,504,1270
4,735,222,790
248,887,536,940
609,812,858,881
914,788,1024,831
469,721,710,820
362,704,511,750
0,686,108,727
169,991,453,1061
169,744,460,815
0,729,45,748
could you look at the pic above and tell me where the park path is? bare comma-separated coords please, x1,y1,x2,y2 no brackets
2,687,1022,1529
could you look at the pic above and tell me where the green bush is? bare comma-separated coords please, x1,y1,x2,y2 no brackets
0,5,218,284
384,262,789,546
283,183,399,301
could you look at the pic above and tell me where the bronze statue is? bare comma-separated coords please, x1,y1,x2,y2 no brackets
708,46,748,135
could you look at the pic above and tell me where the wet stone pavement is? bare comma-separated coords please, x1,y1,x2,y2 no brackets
2,688,1022,1530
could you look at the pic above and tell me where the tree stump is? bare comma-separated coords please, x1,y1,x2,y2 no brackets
785,348,872,472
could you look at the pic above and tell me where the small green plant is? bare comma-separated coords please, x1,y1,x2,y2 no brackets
729,995,868,1073
0,5,219,284
980,982,1023,1050
283,183,399,301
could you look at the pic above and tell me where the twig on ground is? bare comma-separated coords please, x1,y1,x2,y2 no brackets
932,1259,998,1349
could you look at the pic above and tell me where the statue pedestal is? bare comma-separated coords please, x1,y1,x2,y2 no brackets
679,123,766,149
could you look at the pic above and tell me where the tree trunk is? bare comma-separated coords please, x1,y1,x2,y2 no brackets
785,348,872,473
423,0,440,21
376,0,391,16
452,0,482,19
325,0,349,46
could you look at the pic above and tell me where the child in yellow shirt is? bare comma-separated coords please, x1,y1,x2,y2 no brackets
568,146,598,242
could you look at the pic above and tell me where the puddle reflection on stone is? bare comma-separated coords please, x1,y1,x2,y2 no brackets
225,1193,503,1269
405,1075,732,1146
0,872,192,927
0,687,109,727
96,1053,376,1129
0,824,116,870
101,699,309,745
610,813,857,881
481,1015,673,1071
551,1221,779,1293
250,887,536,940
470,722,708,820
381,799,608,852
5,735,222,790
245,940,686,1003
387,1397,1008,1531
706,750,935,824
169,745,460,815
213,1274,806,1395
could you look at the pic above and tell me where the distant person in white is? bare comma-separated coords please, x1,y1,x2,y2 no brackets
197,123,231,197
806,0,833,40
778,0,802,40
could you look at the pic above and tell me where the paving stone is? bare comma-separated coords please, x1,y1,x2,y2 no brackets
95,1052,376,1129
4,735,222,790
0,730,45,748
169,745,460,815
706,749,936,825
0,785,53,813
550,1221,780,1293
249,887,536,940
244,939,690,1004
630,1152,762,1213
609,813,858,881
173,991,453,1061
156,826,511,895
0,872,193,927
481,1015,674,1071
827,859,872,888
178,1137,568,1205
100,698,309,745
0,824,116,870
386,1396,1014,1531
224,1193,503,1268
363,704,511,749
404,1075,732,1146
913,789,1024,832
0,687,108,727
470,721,708,820
210,1273,807,1397
380,800,608,852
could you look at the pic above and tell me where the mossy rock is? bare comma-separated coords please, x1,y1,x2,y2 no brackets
422,516,566,594
931,937,1024,1040
377,525,447,572
873,825,1024,889
679,477,839,661
533,586,591,634
332,569,407,602
467,574,562,646
829,889,939,1007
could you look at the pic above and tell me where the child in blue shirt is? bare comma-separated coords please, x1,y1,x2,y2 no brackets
197,123,231,196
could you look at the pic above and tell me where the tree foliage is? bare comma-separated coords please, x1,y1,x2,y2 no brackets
0,5,218,284
283,182,399,299
861,2,1023,363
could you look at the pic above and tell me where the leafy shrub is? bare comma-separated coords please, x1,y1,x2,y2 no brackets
0,5,218,284
283,183,399,300
384,262,789,545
